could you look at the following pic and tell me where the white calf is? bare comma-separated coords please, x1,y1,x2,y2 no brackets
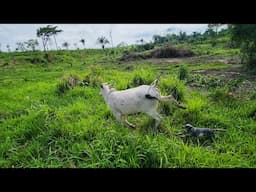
100,79,186,128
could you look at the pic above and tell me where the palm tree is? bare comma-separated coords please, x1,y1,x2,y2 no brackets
96,36,109,50
80,39,85,49
62,42,69,50
50,25,63,50
6,44,11,52
74,43,78,50
136,38,145,45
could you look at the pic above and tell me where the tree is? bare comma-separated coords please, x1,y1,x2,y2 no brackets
109,27,114,48
50,25,63,50
80,39,85,49
189,32,202,44
96,36,109,50
136,38,145,45
117,42,128,47
153,35,166,44
178,31,187,43
208,24,223,46
36,25,62,51
16,42,26,52
25,39,39,51
62,42,69,50
230,24,256,68
6,44,11,52
0,43,1,52
208,24,222,36
37,26,51,51
74,43,78,50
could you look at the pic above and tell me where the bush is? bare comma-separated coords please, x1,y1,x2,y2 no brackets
170,86,183,101
82,74,102,87
134,43,155,52
2,62,9,66
131,75,147,87
209,88,236,103
187,74,224,89
248,108,256,120
230,24,256,69
25,54,46,64
178,66,189,80
56,73,81,95
160,77,185,102
44,53,55,62
82,66,103,87
127,71,155,88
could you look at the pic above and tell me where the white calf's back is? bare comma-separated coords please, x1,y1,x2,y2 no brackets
107,85,160,115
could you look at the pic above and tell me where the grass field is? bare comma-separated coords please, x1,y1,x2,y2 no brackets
1,42,256,168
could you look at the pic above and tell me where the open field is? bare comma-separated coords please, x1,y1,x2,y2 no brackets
1,41,256,168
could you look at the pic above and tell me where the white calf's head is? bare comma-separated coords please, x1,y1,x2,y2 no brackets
100,83,115,102
100,83,110,95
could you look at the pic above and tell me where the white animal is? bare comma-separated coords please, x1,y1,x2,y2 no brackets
100,79,186,128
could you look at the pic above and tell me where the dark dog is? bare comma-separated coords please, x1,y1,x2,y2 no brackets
183,124,226,142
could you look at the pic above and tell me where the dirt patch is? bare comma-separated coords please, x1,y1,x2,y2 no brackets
193,68,242,79
142,56,241,65
119,52,150,62
119,46,194,62
191,64,256,82
149,46,194,58
233,80,256,99
150,58,185,64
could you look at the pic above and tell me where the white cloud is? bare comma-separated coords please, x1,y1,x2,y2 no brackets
0,24,208,52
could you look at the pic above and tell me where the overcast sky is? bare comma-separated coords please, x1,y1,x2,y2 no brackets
0,24,209,51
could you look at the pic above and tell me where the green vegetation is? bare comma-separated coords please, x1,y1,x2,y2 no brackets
230,24,256,69
1,25,256,168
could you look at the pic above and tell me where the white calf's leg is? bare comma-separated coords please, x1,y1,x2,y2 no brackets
113,112,135,128
123,115,136,128
146,110,163,128
113,111,122,122
114,112,126,128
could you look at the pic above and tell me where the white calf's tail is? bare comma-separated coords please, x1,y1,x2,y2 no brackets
160,95,186,109
145,79,160,100
150,78,159,87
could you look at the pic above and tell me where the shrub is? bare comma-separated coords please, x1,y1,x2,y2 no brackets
56,73,81,95
44,53,55,62
134,43,155,52
127,71,155,88
178,66,189,80
248,107,256,120
160,77,185,102
82,74,102,87
209,88,236,104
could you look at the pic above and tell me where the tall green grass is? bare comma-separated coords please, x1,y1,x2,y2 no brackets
1,47,256,168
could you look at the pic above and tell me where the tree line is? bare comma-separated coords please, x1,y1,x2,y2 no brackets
1,24,256,69
0,25,112,52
